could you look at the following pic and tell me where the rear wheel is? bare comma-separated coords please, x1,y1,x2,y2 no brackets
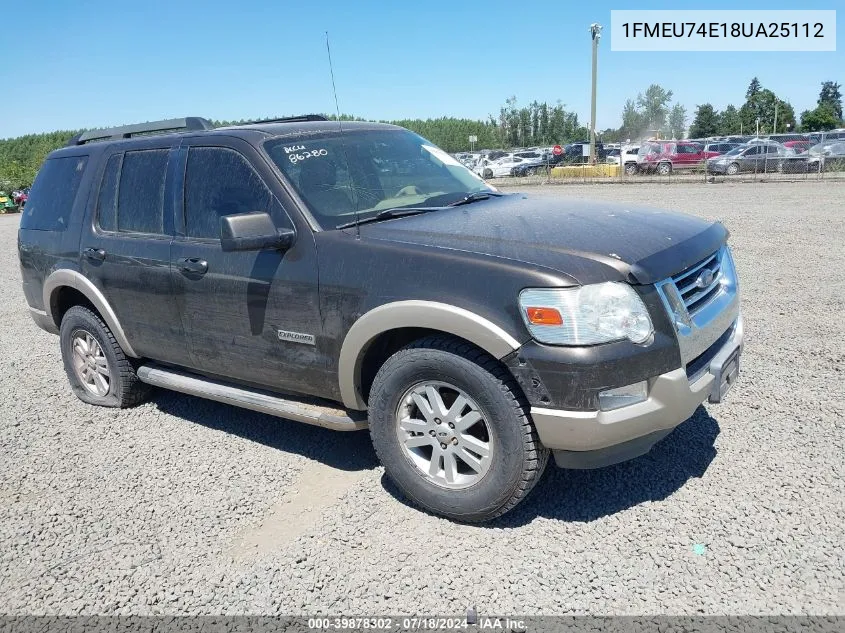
624,162,638,176
60,306,150,408
368,336,549,522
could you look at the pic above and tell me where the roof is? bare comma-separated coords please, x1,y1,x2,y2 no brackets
49,119,406,161
65,116,404,148
216,120,402,137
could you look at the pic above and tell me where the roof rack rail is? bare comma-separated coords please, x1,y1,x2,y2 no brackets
237,115,328,125
67,117,214,146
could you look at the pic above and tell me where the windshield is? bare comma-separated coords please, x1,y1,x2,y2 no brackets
723,147,744,156
263,129,494,229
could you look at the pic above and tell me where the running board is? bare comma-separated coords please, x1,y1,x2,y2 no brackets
137,364,367,431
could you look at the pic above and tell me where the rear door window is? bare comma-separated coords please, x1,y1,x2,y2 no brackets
97,154,121,232
20,155,88,231
117,149,169,234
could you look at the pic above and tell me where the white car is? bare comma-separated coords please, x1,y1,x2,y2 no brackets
475,154,530,178
606,146,641,174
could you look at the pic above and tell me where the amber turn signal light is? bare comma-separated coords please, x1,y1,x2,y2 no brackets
524,307,563,326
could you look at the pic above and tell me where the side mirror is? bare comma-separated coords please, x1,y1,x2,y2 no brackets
220,212,295,252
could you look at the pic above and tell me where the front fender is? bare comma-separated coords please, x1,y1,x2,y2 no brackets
338,300,522,409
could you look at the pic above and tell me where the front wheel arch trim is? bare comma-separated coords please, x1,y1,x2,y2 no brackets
338,300,523,410
43,269,139,358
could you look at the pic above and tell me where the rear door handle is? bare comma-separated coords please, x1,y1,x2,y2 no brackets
178,257,208,275
83,247,106,261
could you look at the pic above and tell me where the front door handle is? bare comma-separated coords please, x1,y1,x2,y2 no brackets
178,257,208,275
83,247,106,261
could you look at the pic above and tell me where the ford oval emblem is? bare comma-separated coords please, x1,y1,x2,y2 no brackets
694,268,715,289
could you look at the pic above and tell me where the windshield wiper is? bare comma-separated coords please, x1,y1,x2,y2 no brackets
335,191,504,229
448,191,504,207
335,207,440,230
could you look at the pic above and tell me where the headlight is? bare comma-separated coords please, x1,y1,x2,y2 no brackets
519,283,653,345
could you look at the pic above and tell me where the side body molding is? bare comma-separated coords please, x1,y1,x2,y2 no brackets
338,300,522,410
43,269,139,358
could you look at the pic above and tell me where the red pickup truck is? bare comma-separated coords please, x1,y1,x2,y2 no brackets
636,141,706,175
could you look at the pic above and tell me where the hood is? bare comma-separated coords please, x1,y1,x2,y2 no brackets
356,194,727,285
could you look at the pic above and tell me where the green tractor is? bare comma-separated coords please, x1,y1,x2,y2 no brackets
0,191,18,213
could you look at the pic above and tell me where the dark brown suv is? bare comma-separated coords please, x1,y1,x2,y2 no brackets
19,116,743,521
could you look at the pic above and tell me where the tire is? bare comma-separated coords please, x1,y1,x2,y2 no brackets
657,162,672,176
726,162,739,176
483,169,493,179
368,335,549,522
60,305,150,408
624,162,638,176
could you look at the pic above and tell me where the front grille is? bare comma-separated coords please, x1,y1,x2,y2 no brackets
656,245,739,369
671,251,723,315
685,322,734,382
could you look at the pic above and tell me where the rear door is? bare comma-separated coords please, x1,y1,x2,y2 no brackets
763,144,781,171
79,141,190,364
673,143,690,167
741,145,762,171
169,137,325,395
676,143,702,168
689,144,705,165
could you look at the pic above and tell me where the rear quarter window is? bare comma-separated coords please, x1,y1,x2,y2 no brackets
20,155,88,231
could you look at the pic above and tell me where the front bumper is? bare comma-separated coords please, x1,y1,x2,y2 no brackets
532,313,743,469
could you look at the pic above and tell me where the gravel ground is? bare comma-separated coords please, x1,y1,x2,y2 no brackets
0,181,843,616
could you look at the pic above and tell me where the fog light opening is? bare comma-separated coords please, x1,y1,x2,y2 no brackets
598,381,648,411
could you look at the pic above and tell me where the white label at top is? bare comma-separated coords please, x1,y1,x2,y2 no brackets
611,10,836,52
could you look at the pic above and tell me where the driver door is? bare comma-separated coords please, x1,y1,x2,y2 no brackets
169,138,325,396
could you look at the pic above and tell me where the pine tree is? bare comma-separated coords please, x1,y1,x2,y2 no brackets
818,81,843,121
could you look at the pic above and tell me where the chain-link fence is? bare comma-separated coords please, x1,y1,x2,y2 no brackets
460,136,845,186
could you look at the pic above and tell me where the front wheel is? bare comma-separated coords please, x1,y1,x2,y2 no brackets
726,162,739,176
368,336,549,522
657,162,672,176
624,162,638,176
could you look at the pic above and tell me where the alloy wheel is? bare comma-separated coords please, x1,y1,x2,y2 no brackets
395,381,493,489
71,330,110,397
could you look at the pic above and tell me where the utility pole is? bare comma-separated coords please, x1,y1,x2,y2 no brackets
589,23,602,165
773,100,778,134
